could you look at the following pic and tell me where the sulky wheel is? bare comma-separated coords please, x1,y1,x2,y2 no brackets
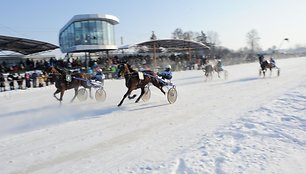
142,85,151,102
77,88,88,102
95,88,106,102
167,87,177,104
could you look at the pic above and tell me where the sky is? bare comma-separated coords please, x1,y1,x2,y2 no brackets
0,57,305,173
1,0,306,57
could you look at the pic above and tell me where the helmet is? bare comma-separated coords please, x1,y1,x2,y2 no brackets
165,65,171,70
97,68,102,72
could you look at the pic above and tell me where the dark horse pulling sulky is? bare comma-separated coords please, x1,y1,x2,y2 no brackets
258,54,280,77
116,63,166,107
46,66,91,103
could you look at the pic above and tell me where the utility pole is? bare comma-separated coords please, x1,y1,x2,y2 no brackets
150,31,157,68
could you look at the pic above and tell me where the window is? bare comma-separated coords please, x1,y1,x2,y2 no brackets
74,22,82,45
96,21,103,45
88,20,98,45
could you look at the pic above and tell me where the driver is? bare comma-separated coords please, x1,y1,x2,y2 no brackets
216,59,223,71
93,68,105,82
157,65,172,80
269,57,277,68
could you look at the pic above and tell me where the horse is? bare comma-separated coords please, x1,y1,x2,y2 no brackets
117,63,166,107
202,59,214,80
45,66,91,103
204,64,214,80
258,55,280,77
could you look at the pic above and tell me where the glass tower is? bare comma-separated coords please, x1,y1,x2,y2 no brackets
59,14,119,53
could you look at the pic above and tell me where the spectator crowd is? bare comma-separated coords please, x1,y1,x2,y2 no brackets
0,53,210,92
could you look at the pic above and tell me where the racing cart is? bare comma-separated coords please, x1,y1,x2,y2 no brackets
142,78,177,104
77,80,106,102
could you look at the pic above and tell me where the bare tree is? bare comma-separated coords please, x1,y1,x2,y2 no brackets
172,28,184,39
206,31,221,46
183,31,194,40
195,31,208,44
150,31,157,40
172,28,198,40
246,29,261,54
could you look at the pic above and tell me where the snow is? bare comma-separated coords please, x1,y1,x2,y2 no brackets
0,57,306,174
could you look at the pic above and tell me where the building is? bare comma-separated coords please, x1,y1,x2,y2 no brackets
59,14,120,53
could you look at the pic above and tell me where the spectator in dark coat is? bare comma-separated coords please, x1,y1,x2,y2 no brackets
7,72,15,90
0,73,5,92
25,73,31,88
16,73,24,89
31,71,38,88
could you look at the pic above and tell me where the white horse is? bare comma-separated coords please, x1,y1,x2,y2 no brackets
202,59,228,80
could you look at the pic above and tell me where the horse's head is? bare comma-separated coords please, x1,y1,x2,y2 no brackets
117,63,132,77
45,66,65,76
258,54,265,64
45,66,56,73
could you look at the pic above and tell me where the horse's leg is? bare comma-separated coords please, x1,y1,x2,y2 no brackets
262,68,266,77
160,86,166,95
118,88,133,107
208,71,213,80
70,87,78,103
152,80,166,95
53,89,61,101
128,83,137,99
59,88,65,102
88,87,93,99
135,87,145,103
128,94,137,99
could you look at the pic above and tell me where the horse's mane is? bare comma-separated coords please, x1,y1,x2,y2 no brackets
126,64,137,73
52,66,79,75
53,66,67,75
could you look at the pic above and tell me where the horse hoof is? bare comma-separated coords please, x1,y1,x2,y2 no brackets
128,94,137,99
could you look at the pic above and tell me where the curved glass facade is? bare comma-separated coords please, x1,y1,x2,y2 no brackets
59,14,119,53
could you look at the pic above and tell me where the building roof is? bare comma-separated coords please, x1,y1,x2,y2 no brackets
134,39,210,51
0,35,59,55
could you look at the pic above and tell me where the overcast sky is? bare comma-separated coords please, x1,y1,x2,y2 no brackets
1,0,305,55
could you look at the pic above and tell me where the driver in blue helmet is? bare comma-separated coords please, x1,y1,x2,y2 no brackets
94,68,105,82
158,65,172,80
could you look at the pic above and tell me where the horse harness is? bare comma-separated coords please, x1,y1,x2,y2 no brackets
121,64,150,87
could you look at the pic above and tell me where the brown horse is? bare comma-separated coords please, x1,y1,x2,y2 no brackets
46,66,90,103
203,64,214,80
117,63,166,107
